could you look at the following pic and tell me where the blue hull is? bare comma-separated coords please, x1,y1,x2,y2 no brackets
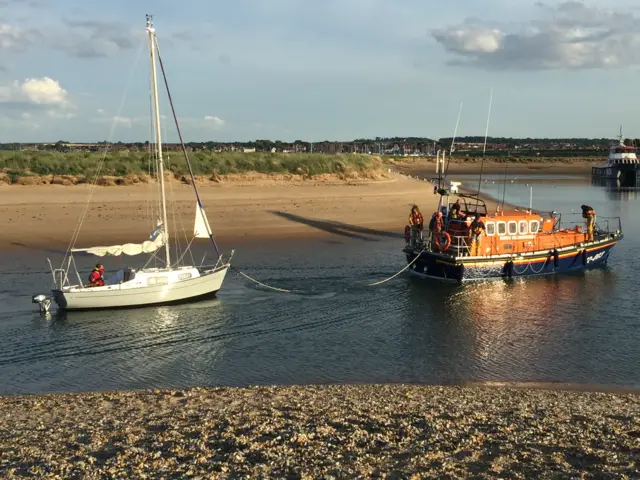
404,239,619,282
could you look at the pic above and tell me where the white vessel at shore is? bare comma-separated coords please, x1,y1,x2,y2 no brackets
591,127,640,186
38,16,231,311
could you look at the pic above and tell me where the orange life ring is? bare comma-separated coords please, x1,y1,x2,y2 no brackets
434,231,451,252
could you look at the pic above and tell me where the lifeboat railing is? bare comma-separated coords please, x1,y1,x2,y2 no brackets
554,214,622,237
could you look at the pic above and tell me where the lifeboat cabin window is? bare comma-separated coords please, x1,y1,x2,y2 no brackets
485,222,495,236
178,273,192,281
530,220,539,233
497,221,507,236
518,220,528,235
508,221,517,235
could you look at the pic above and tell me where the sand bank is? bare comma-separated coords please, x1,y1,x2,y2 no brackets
394,159,594,177
0,174,499,251
1,384,638,478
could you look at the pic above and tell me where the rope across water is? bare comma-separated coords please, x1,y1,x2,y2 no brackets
229,247,427,293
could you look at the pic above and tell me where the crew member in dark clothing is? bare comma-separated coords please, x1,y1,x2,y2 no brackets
449,199,463,220
581,205,596,241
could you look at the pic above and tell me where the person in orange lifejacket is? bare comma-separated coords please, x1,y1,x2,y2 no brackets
581,204,596,241
469,215,486,256
408,205,424,230
428,211,444,248
407,205,424,243
429,211,443,234
88,264,105,287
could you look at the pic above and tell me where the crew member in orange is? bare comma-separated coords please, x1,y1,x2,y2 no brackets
429,211,444,248
88,264,105,287
469,215,486,256
408,204,424,242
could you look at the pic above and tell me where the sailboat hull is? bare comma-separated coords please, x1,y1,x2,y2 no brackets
52,265,229,311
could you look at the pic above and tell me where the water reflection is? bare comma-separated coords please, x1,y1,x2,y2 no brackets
1,178,640,394
399,268,620,385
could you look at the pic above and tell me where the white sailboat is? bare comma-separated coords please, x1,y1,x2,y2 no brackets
42,15,231,311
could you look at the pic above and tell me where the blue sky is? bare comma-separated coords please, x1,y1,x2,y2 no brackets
1,0,639,142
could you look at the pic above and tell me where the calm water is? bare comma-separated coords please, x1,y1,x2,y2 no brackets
1,178,639,395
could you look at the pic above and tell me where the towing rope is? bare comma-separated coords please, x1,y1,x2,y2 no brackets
230,266,296,293
230,247,427,293
367,247,427,286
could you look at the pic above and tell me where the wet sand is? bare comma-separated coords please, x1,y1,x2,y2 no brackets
1,384,638,478
0,174,504,252
396,160,594,177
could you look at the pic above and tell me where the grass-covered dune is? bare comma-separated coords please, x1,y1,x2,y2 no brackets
0,150,391,185
0,149,596,186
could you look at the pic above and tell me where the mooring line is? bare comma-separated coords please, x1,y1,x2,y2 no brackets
367,247,427,286
230,247,426,293
230,266,295,293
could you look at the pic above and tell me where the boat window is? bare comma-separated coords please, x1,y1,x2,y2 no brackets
530,220,539,233
147,276,168,285
508,221,517,235
178,273,192,280
519,220,528,234
485,222,495,236
497,221,506,236
503,244,513,250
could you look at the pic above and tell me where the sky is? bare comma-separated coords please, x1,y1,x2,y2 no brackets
1,0,640,142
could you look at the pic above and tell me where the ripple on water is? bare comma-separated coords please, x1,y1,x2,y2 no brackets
1,180,640,394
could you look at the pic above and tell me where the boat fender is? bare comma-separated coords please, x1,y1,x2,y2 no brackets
581,249,587,266
504,260,514,278
434,231,452,253
457,264,464,282
552,249,559,268
404,225,411,243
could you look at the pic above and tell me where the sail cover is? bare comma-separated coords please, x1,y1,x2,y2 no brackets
71,232,166,257
194,202,212,238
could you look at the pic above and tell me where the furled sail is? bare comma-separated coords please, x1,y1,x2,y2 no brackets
71,232,166,257
194,202,212,238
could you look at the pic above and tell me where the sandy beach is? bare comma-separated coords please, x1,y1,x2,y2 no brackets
0,173,486,252
395,159,594,177
1,384,638,478
0,160,591,252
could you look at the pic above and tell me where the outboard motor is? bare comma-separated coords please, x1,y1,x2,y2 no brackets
32,294,52,314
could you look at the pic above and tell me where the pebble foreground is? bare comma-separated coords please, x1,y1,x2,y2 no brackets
1,385,639,478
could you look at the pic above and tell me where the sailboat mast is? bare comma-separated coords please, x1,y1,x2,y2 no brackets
146,15,171,268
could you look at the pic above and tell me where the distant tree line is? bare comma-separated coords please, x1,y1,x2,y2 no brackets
1,135,638,153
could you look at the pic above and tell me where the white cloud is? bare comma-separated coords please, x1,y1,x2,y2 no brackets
91,115,137,128
0,77,73,110
54,19,142,58
204,115,225,128
0,24,30,52
47,110,75,119
432,1,640,70
19,77,71,106
0,19,141,59
96,108,104,114
0,77,74,131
